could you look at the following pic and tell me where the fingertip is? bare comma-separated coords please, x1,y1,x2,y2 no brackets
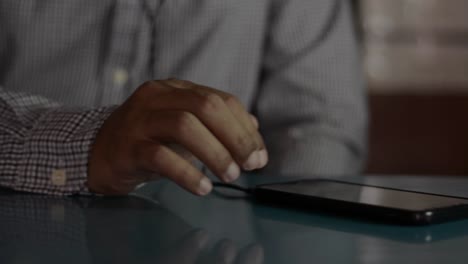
197,177,213,196
258,149,269,168
242,151,260,171
222,162,240,182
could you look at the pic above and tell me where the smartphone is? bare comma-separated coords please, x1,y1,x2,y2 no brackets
252,179,468,225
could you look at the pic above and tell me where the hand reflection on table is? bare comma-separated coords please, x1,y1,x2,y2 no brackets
0,189,263,264
86,195,264,264
152,230,264,264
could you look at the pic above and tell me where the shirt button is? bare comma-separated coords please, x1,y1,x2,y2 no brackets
113,68,129,86
288,127,304,139
51,169,67,186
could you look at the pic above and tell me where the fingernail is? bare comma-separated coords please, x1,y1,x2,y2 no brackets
243,151,260,171
258,149,269,168
198,177,213,195
222,162,240,182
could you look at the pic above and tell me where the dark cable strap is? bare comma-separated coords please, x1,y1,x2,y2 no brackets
212,182,253,194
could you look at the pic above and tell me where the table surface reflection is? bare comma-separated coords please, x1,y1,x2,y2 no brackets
2,175,468,264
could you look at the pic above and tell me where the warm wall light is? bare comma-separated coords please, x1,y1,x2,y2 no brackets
360,0,468,94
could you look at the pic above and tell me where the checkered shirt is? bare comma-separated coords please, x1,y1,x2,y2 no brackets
0,0,367,195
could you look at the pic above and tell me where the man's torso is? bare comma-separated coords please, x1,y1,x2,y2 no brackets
0,0,270,107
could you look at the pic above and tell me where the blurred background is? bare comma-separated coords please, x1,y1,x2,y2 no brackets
352,0,468,175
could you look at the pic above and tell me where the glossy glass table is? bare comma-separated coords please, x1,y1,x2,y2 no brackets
2,175,468,264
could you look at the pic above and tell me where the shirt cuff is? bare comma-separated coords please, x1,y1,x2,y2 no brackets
13,106,118,196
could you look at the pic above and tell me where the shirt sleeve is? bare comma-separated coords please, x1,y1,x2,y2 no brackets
0,88,116,195
256,0,368,177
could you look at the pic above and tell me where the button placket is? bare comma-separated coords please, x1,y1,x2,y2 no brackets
99,0,141,105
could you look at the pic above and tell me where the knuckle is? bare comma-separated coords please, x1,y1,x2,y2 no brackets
180,79,195,87
164,78,180,85
166,78,192,87
166,77,180,82
198,93,224,114
174,111,196,135
224,94,242,108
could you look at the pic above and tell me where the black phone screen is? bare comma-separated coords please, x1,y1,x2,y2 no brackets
261,181,468,211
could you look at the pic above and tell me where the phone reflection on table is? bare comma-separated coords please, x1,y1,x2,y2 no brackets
253,202,468,244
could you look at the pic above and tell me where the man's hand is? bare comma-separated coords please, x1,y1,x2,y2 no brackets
87,79,268,195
